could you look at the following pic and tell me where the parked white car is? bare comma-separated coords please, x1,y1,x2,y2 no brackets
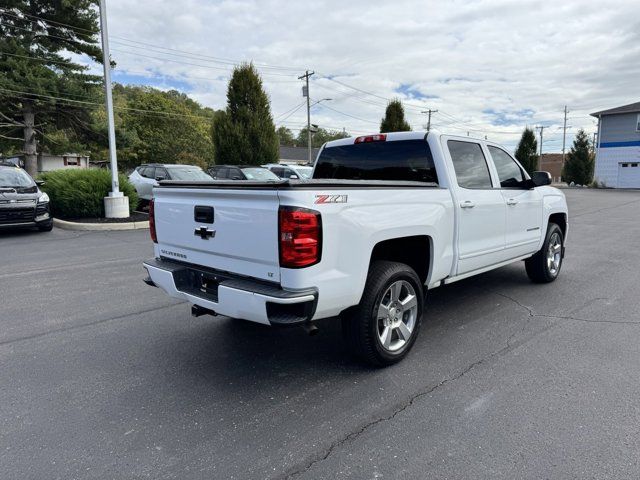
129,164,212,202
263,163,313,180
143,131,568,366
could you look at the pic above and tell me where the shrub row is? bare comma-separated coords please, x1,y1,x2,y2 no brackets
39,169,138,219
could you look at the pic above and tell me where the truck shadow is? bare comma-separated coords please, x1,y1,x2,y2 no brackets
167,262,534,392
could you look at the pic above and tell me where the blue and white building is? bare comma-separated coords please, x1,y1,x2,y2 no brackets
592,102,640,188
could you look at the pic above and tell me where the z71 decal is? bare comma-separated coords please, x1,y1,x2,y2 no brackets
315,194,348,204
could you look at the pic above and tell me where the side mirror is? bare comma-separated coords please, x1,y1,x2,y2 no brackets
35,179,45,186
155,176,166,182
231,176,242,180
289,174,299,179
531,171,552,187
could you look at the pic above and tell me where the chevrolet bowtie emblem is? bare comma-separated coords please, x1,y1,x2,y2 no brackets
194,226,216,239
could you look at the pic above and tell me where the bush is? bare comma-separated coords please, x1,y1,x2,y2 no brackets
39,168,138,219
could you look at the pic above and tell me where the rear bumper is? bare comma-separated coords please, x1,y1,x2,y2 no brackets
143,258,318,326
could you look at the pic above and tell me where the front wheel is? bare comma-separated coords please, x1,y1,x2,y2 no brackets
342,261,424,367
38,221,53,232
525,222,564,283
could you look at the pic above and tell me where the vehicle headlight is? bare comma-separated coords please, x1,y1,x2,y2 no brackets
38,192,50,203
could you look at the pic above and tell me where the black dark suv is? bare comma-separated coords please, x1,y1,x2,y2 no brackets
0,163,53,232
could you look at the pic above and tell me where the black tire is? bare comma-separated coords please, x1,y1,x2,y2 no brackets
38,221,53,232
342,260,424,367
525,222,563,283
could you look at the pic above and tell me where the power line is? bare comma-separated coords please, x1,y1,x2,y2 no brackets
0,50,93,68
274,101,307,122
0,87,215,119
0,7,97,35
315,101,379,124
0,7,304,73
110,49,297,77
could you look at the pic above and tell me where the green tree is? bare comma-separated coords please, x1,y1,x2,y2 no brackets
515,127,539,174
211,64,278,165
116,86,215,169
0,1,103,176
562,129,594,185
276,126,296,146
296,126,349,148
380,99,411,133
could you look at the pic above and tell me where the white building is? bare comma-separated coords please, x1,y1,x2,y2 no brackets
592,102,640,188
2,153,90,172
37,153,89,172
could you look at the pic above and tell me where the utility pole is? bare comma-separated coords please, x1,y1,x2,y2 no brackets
99,0,129,218
536,125,546,170
421,109,438,131
562,105,568,165
298,70,314,163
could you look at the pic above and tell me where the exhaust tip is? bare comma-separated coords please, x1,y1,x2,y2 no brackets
303,323,319,336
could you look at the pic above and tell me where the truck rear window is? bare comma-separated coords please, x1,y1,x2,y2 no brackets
313,139,438,184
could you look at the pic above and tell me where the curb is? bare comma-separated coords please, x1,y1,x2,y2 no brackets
53,217,149,231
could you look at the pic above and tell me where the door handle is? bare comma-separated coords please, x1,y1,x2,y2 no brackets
460,200,475,209
506,198,519,206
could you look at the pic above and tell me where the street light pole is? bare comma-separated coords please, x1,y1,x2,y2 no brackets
99,0,129,218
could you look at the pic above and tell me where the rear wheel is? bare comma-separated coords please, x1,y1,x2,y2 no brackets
342,261,423,367
525,222,563,283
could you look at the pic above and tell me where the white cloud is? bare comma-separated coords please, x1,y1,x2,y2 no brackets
104,0,640,151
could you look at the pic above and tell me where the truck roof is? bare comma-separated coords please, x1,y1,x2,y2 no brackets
323,129,497,150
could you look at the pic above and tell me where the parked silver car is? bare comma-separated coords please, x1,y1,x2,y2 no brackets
262,163,313,180
129,164,212,202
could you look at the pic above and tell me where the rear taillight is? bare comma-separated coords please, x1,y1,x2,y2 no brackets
279,206,321,268
149,198,157,243
354,134,386,144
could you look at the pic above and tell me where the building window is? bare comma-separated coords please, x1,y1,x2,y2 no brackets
637,114,640,132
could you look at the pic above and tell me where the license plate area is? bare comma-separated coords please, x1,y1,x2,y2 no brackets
172,265,235,303
198,274,221,298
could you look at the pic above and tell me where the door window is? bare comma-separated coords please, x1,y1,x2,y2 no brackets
448,140,493,189
488,146,526,188
155,168,168,180
271,167,284,178
141,167,155,179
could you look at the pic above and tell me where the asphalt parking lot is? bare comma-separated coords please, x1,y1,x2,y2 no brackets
1,188,640,480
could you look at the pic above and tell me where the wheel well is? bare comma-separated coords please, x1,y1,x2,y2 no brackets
548,213,567,238
370,236,431,284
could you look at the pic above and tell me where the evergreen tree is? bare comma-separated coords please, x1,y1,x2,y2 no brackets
380,99,411,133
0,1,103,176
515,127,539,174
211,64,278,165
562,129,594,185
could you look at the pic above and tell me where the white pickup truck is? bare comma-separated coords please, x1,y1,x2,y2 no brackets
143,131,567,366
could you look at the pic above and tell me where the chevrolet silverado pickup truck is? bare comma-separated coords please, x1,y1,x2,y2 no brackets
143,131,568,366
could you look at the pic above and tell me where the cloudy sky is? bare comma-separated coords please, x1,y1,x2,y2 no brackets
98,0,639,151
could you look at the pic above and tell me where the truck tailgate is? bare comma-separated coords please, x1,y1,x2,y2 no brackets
153,187,281,282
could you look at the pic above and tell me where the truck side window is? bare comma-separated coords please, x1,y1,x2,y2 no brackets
447,140,493,189
488,146,526,188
